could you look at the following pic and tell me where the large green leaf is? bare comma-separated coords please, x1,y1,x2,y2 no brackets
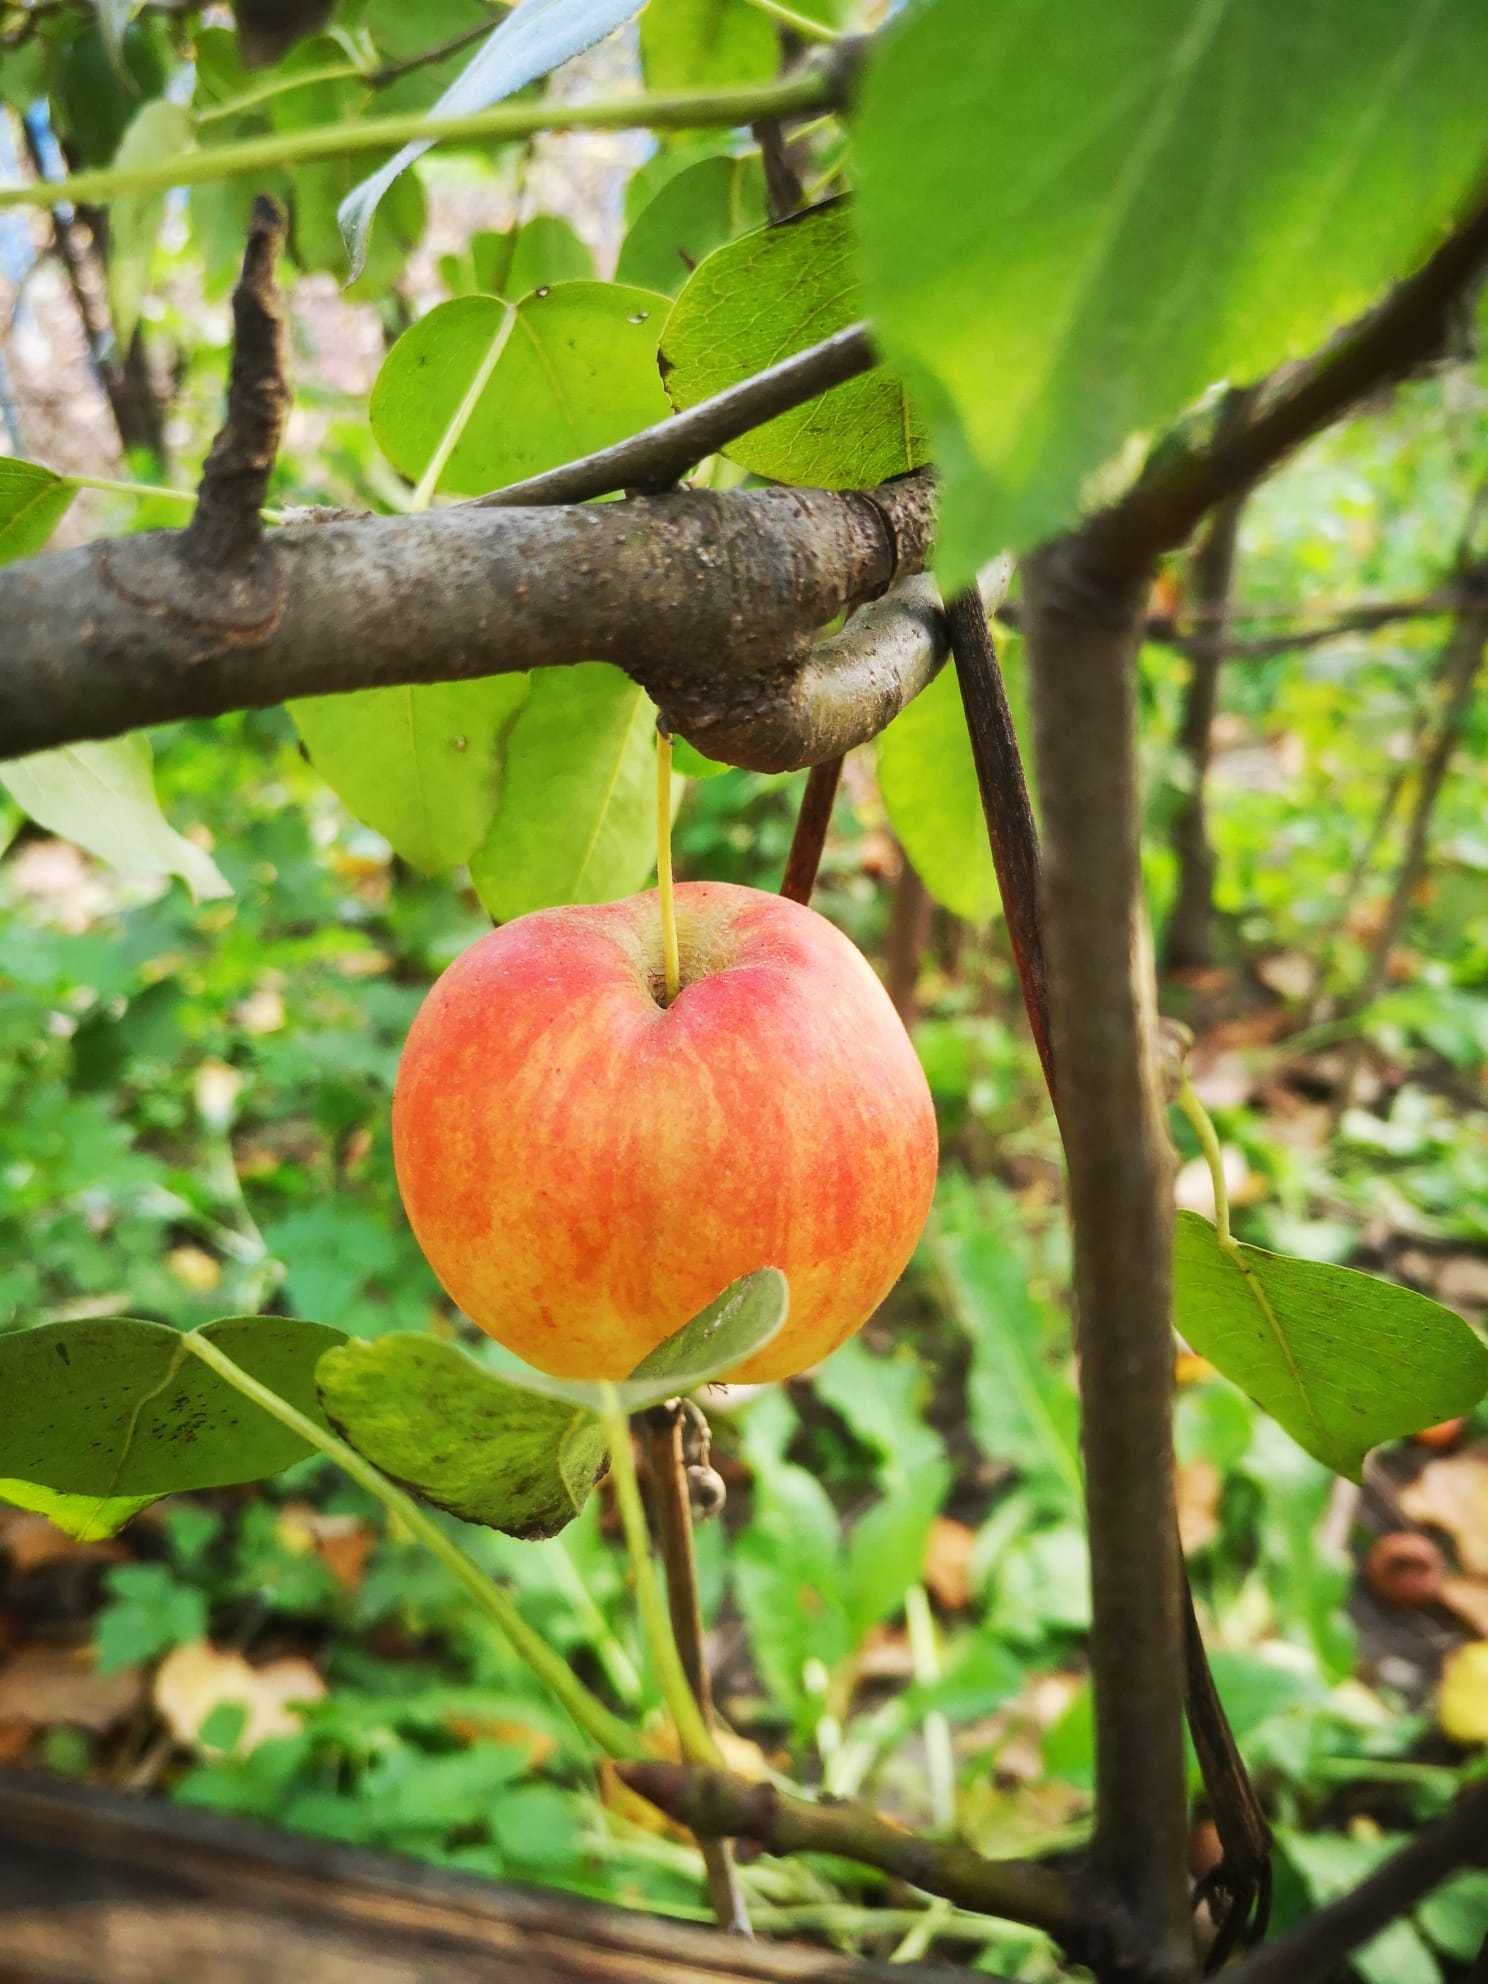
315,1269,788,1538
0,457,77,564
0,1316,347,1499
876,665,1000,923
470,662,658,921
855,0,1488,584
1173,1212,1488,1480
660,200,927,487
290,676,529,875
0,737,232,901
316,1335,609,1540
440,217,595,299
639,0,777,93
370,283,671,498
617,152,768,295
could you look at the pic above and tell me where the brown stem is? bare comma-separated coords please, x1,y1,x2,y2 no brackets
779,756,842,903
638,1407,750,1937
367,15,497,89
475,324,875,508
1024,538,1195,1982
945,582,1053,1092
615,1762,1082,1954
1225,1781,1488,1984
1162,392,1254,974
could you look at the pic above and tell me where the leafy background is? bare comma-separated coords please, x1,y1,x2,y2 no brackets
0,2,1487,1979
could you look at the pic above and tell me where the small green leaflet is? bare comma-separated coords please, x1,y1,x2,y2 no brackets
0,1315,347,1502
470,663,658,922
290,676,529,876
660,200,927,488
1173,1212,1488,1480
855,0,1488,585
617,152,768,295
0,736,232,902
370,283,671,499
877,665,1001,923
316,1335,609,1540
440,217,594,300
316,1269,788,1538
109,100,194,347
0,456,77,563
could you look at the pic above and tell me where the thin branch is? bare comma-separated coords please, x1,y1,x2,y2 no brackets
1088,178,1488,573
614,1762,1083,1954
779,757,843,902
1225,1781,1488,1984
0,68,849,213
638,1406,750,1937
1023,536,1195,1980
945,577,1053,1091
366,15,498,89
474,324,875,509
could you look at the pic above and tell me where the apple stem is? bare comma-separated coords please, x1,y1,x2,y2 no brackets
599,1383,723,1769
656,726,681,1004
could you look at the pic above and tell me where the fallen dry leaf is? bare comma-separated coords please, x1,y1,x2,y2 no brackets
153,1641,324,1757
1441,1578,1488,1638
0,1646,144,1731
0,1509,124,1574
1176,1460,1222,1555
1399,1453,1488,1579
923,1517,976,1612
275,1502,376,1593
443,1714,556,1769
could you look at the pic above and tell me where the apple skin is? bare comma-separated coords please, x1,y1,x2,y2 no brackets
392,880,938,1383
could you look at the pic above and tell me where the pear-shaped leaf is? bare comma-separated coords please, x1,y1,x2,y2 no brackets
0,457,77,564
370,283,670,499
0,737,232,901
877,664,1001,923
0,1478,153,1542
441,216,594,299
339,0,645,279
617,151,767,295
1173,1212,1488,1480
0,1316,347,1500
315,1335,609,1539
660,200,927,488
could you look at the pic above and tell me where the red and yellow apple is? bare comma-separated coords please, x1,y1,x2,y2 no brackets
392,880,937,1383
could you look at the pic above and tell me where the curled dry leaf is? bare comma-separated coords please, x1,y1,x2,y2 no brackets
153,1641,325,1757
1399,1453,1488,1579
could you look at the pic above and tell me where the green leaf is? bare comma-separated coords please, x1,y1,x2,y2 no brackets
110,99,194,347
370,283,671,498
856,0,1488,584
339,0,647,278
0,737,232,902
441,217,595,299
1173,1211,1488,1480
669,735,732,779
316,1334,609,1540
487,1267,791,1411
0,1479,153,1542
469,662,658,921
315,1270,786,1538
0,457,77,564
94,1562,208,1673
1278,1830,1440,1984
617,152,768,295
290,676,529,875
639,0,777,92
1418,1872,1488,1963
843,1459,950,1640
660,201,927,488
876,665,1000,922
0,1316,347,1499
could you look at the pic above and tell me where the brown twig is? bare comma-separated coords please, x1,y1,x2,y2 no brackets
186,196,289,570
615,1762,1083,1954
475,324,876,509
1225,1781,1488,1984
779,756,842,904
638,1406,750,1937
367,15,498,90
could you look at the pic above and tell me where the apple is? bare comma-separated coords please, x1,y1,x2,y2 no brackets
393,880,938,1383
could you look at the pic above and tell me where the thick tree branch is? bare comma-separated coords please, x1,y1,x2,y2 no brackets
476,325,876,509
1024,537,1195,1982
615,1762,1083,1954
1089,182,1488,574
0,479,935,764
1226,1781,1488,1984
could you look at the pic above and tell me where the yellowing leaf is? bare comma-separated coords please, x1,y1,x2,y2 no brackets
1438,1641,1488,1746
